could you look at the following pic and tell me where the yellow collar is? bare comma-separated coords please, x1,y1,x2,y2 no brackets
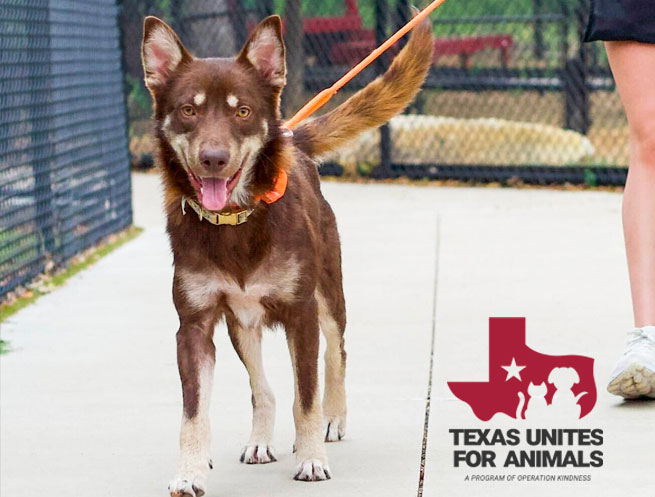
181,197,254,226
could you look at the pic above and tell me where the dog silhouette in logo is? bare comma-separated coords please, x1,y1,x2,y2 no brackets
548,367,587,419
516,382,549,421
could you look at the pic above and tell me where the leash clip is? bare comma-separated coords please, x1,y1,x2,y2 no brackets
280,126,293,138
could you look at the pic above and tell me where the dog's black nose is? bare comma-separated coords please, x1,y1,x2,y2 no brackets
199,148,230,170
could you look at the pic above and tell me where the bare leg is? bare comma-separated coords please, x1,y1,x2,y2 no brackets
606,41,655,327
169,315,217,497
286,298,331,481
227,317,277,464
605,41,655,399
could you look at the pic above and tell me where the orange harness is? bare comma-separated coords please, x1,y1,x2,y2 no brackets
254,167,288,205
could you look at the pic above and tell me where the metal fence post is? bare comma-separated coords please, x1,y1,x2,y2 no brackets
170,0,186,44
563,0,590,134
230,0,247,49
283,0,304,117
117,0,135,224
373,0,392,178
395,0,410,47
31,2,56,256
256,0,274,18
533,0,544,60
558,0,569,65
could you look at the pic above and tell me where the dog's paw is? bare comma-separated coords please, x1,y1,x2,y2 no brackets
168,476,206,497
294,459,332,481
324,416,346,442
240,444,277,464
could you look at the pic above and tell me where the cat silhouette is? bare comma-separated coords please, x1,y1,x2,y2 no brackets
516,381,549,420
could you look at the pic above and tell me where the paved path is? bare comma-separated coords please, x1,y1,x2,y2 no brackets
1,173,653,496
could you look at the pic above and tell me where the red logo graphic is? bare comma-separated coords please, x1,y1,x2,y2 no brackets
448,318,597,421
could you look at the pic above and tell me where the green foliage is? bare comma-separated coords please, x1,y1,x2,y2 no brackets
583,168,598,187
356,162,374,176
437,0,530,17
270,0,345,16
126,74,152,120
157,0,173,23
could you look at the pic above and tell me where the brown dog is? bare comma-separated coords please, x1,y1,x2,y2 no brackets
141,13,433,497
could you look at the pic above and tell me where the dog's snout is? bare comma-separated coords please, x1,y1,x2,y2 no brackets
199,148,230,171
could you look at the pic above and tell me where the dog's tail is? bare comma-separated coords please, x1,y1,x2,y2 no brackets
292,12,433,159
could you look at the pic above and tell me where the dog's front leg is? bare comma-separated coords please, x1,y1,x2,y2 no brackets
169,315,216,497
285,298,331,481
227,316,277,464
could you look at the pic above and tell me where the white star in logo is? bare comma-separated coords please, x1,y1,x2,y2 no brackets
501,357,526,381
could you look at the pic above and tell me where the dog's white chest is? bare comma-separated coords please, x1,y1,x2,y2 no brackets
178,256,300,328
224,279,271,328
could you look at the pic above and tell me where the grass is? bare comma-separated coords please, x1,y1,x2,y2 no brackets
0,230,41,284
0,225,143,328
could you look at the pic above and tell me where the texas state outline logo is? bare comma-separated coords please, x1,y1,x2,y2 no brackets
448,317,597,421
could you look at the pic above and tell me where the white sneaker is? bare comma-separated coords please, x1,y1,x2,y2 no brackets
607,326,655,399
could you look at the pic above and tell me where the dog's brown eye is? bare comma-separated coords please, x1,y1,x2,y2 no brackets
237,106,251,118
181,105,195,117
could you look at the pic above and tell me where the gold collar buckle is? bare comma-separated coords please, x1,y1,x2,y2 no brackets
182,197,254,226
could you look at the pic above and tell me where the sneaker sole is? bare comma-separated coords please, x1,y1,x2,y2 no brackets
607,363,655,399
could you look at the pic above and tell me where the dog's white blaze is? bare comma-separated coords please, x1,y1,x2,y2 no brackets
162,115,193,169
170,134,190,167
192,139,201,168
230,134,264,207
226,94,238,108
175,361,213,487
193,92,206,106
228,141,238,167
144,25,183,88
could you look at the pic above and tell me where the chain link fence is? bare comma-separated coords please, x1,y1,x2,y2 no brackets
0,0,132,299
121,0,625,185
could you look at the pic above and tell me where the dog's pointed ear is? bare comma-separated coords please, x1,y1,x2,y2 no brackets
141,16,192,96
547,368,556,384
237,15,286,88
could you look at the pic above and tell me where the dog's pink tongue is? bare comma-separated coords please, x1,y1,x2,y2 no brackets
200,177,228,211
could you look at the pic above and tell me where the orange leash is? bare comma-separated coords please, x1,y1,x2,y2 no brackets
263,0,447,206
284,0,448,130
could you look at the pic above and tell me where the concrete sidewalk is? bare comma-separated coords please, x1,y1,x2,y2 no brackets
1,173,653,496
